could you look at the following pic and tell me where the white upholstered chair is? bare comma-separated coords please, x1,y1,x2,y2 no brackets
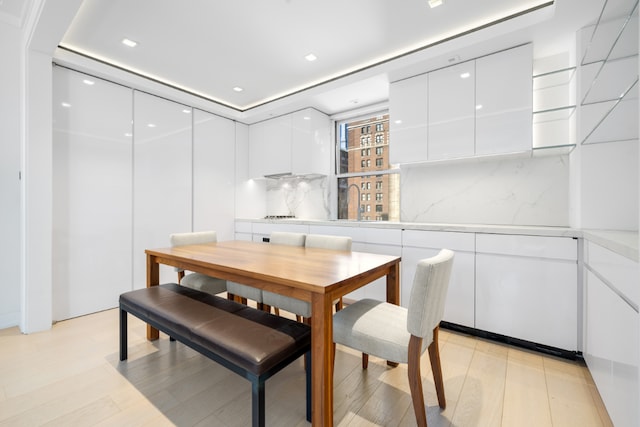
169,231,227,296
263,234,352,321
227,231,307,311
332,249,454,427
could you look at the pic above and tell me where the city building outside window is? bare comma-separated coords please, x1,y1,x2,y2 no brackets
337,112,399,221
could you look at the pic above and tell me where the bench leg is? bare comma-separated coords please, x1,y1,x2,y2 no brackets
119,307,128,361
305,351,311,422
252,379,266,427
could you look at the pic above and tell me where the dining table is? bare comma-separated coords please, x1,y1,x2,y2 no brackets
144,239,401,426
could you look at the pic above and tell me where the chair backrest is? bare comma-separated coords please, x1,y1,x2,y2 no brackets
407,249,454,341
305,234,352,251
170,230,217,247
270,231,306,247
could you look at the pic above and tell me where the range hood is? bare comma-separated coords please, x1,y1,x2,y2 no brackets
263,172,326,180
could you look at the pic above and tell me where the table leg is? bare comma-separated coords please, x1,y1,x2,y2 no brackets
386,261,400,305
146,253,160,340
386,261,401,368
311,293,334,426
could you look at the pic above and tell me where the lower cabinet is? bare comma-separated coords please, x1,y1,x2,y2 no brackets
401,230,475,327
475,234,578,351
584,241,639,427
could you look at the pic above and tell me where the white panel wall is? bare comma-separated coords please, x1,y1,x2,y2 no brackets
133,92,193,289
0,20,22,329
193,109,236,240
52,68,134,320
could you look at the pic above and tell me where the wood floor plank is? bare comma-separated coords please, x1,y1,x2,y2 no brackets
502,347,553,427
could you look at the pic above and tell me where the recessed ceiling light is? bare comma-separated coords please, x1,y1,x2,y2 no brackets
394,120,403,124
182,109,191,114
305,53,317,62
475,104,483,110
82,79,95,85
303,116,311,120
428,0,443,8
147,123,156,128
233,86,243,92
125,133,132,137
460,72,470,79
61,102,71,108
122,38,137,47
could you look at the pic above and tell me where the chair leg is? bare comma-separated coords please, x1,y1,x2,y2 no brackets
428,326,446,409
335,297,343,312
226,292,235,301
408,334,427,427
177,270,185,284
362,353,369,369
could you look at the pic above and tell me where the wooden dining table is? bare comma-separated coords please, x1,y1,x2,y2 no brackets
145,240,401,426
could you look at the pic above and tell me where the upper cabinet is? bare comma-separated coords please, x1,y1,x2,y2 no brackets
389,44,533,164
428,61,476,160
389,74,428,164
475,44,532,155
249,108,330,178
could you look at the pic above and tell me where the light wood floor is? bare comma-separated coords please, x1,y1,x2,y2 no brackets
0,308,613,427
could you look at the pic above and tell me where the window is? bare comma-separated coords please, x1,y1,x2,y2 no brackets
337,112,399,222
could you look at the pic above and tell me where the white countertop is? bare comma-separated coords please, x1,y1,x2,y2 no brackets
236,218,639,262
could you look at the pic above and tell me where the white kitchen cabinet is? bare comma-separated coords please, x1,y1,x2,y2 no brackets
475,44,532,155
52,67,134,320
389,74,428,164
133,92,193,289
193,109,236,240
291,109,331,175
308,225,402,302
249,114,291,177
475,233,577,350
252,222,310,243
389,44,532,164
235,220,253,241
428,62,475,160
584,241,639,427
249,108,330,178
401,230,475,327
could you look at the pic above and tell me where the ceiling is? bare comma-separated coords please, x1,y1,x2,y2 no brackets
5,0,635,122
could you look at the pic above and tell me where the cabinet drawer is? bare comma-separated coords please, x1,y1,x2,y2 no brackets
402,229,475,251
252,223,309,235
308,225,401,246
476,234,577,260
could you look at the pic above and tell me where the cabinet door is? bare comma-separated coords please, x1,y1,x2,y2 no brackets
249,115,292,177
193,109,235,240
133,92,193,289
428,61,475,160
475,234,577,350
291,108,330,175
476,44,532,155
389,74,428,163
584,270,639,427
401,230,475,327
52,68,133,320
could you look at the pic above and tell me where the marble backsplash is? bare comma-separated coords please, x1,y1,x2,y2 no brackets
401,154,570,226
266,175,331,219
264,154,570,226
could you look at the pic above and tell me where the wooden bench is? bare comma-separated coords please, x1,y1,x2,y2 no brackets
119,283,311,427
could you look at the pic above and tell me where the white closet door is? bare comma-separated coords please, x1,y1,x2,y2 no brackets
193,109,235,240
133,92,192,289
52,67,133,320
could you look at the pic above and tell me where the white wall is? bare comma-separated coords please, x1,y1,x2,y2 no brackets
0,20,22,329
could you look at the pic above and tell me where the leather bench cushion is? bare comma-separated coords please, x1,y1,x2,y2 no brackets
120,283,310,375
